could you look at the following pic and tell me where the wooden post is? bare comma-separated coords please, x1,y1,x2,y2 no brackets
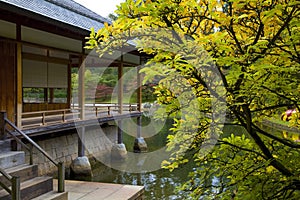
137,63,142,138
137,116,142,138
11,176,21,200
16,42,22,128
117,120,123,144
118,56,123,114
79,56,85,120
78,126,85,157
67,63,72,109
137,65,142,112
0,111,7,139
58,162,65,192
117,55,124,144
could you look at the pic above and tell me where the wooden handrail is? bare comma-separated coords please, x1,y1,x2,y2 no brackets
20,104,139,128
2,115,65,195
0,168,20,200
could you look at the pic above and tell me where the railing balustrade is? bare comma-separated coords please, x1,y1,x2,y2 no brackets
21,104,139,129
0,168,20,200
0,112,65,200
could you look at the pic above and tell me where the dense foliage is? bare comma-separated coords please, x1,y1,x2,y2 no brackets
87,0,300,199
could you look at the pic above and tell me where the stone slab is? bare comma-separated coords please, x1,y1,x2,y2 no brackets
53,179,144,200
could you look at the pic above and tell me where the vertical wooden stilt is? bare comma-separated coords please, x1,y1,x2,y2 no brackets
79,56,85,120
118,56,124,114
78,126,85,157
117,55,124,144
137,116,142,138
137,65,142,112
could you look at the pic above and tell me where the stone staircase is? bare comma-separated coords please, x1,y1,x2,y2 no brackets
0,140,68,200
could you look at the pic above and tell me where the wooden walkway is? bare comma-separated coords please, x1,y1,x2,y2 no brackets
53,179,144,200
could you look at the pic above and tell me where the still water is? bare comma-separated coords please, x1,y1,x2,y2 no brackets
90,117,194,199
89,117,300,199
91,160,193,199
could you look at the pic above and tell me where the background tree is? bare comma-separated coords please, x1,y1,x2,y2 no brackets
87,0,300,199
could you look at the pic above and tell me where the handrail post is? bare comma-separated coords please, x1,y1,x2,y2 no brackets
0,111,7,139
42,112,46,125
58,162,65,192
108,106,110,116
11,176,21,200
62,110,66,122
29,145,33,165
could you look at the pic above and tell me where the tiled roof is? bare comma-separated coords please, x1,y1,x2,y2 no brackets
0,0,111,31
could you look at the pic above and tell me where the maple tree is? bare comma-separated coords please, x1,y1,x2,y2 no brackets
87,0,300,199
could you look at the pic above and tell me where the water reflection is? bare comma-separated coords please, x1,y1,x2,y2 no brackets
89,116,193,199
89,120,300,199
91,159,193,199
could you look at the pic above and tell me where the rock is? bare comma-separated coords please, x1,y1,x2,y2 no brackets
133,137,148,153
111,143,127,160
70,156,92,181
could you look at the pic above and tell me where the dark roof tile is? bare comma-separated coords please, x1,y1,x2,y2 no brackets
0,0,110,31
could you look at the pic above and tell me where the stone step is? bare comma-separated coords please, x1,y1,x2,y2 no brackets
31,191,68,200
0,151,25,169
0,164,38,187
0,176,53,200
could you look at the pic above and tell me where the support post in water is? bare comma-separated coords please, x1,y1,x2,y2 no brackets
111,120,127,160
78,126,85,157
134,116,148,153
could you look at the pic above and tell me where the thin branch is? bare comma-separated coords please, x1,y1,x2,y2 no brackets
251,6,297,63
219,140,267,159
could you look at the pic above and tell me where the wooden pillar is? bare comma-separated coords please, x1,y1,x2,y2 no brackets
0,111,7,139
118,56,124,114
16,43,22,128
137,116,142,138
78,53,86,156
67,63,72,109
137,65,142,112
133,57,147,153
117,55,124,144
79,56,85,120
137,64,142,138
78,126,85,157
16,24,22,128
117,121,123,144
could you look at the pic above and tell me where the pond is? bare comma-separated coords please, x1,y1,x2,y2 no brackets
90,116,195,199
89,117,300,199
91,160,194,199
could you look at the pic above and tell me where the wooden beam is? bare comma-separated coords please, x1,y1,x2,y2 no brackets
22,53,70,64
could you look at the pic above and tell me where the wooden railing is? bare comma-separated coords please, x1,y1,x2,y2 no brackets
21,104,139,129
0,168,20,200
0,112,65,200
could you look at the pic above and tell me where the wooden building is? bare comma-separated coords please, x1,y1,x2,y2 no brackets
0,0,143,131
